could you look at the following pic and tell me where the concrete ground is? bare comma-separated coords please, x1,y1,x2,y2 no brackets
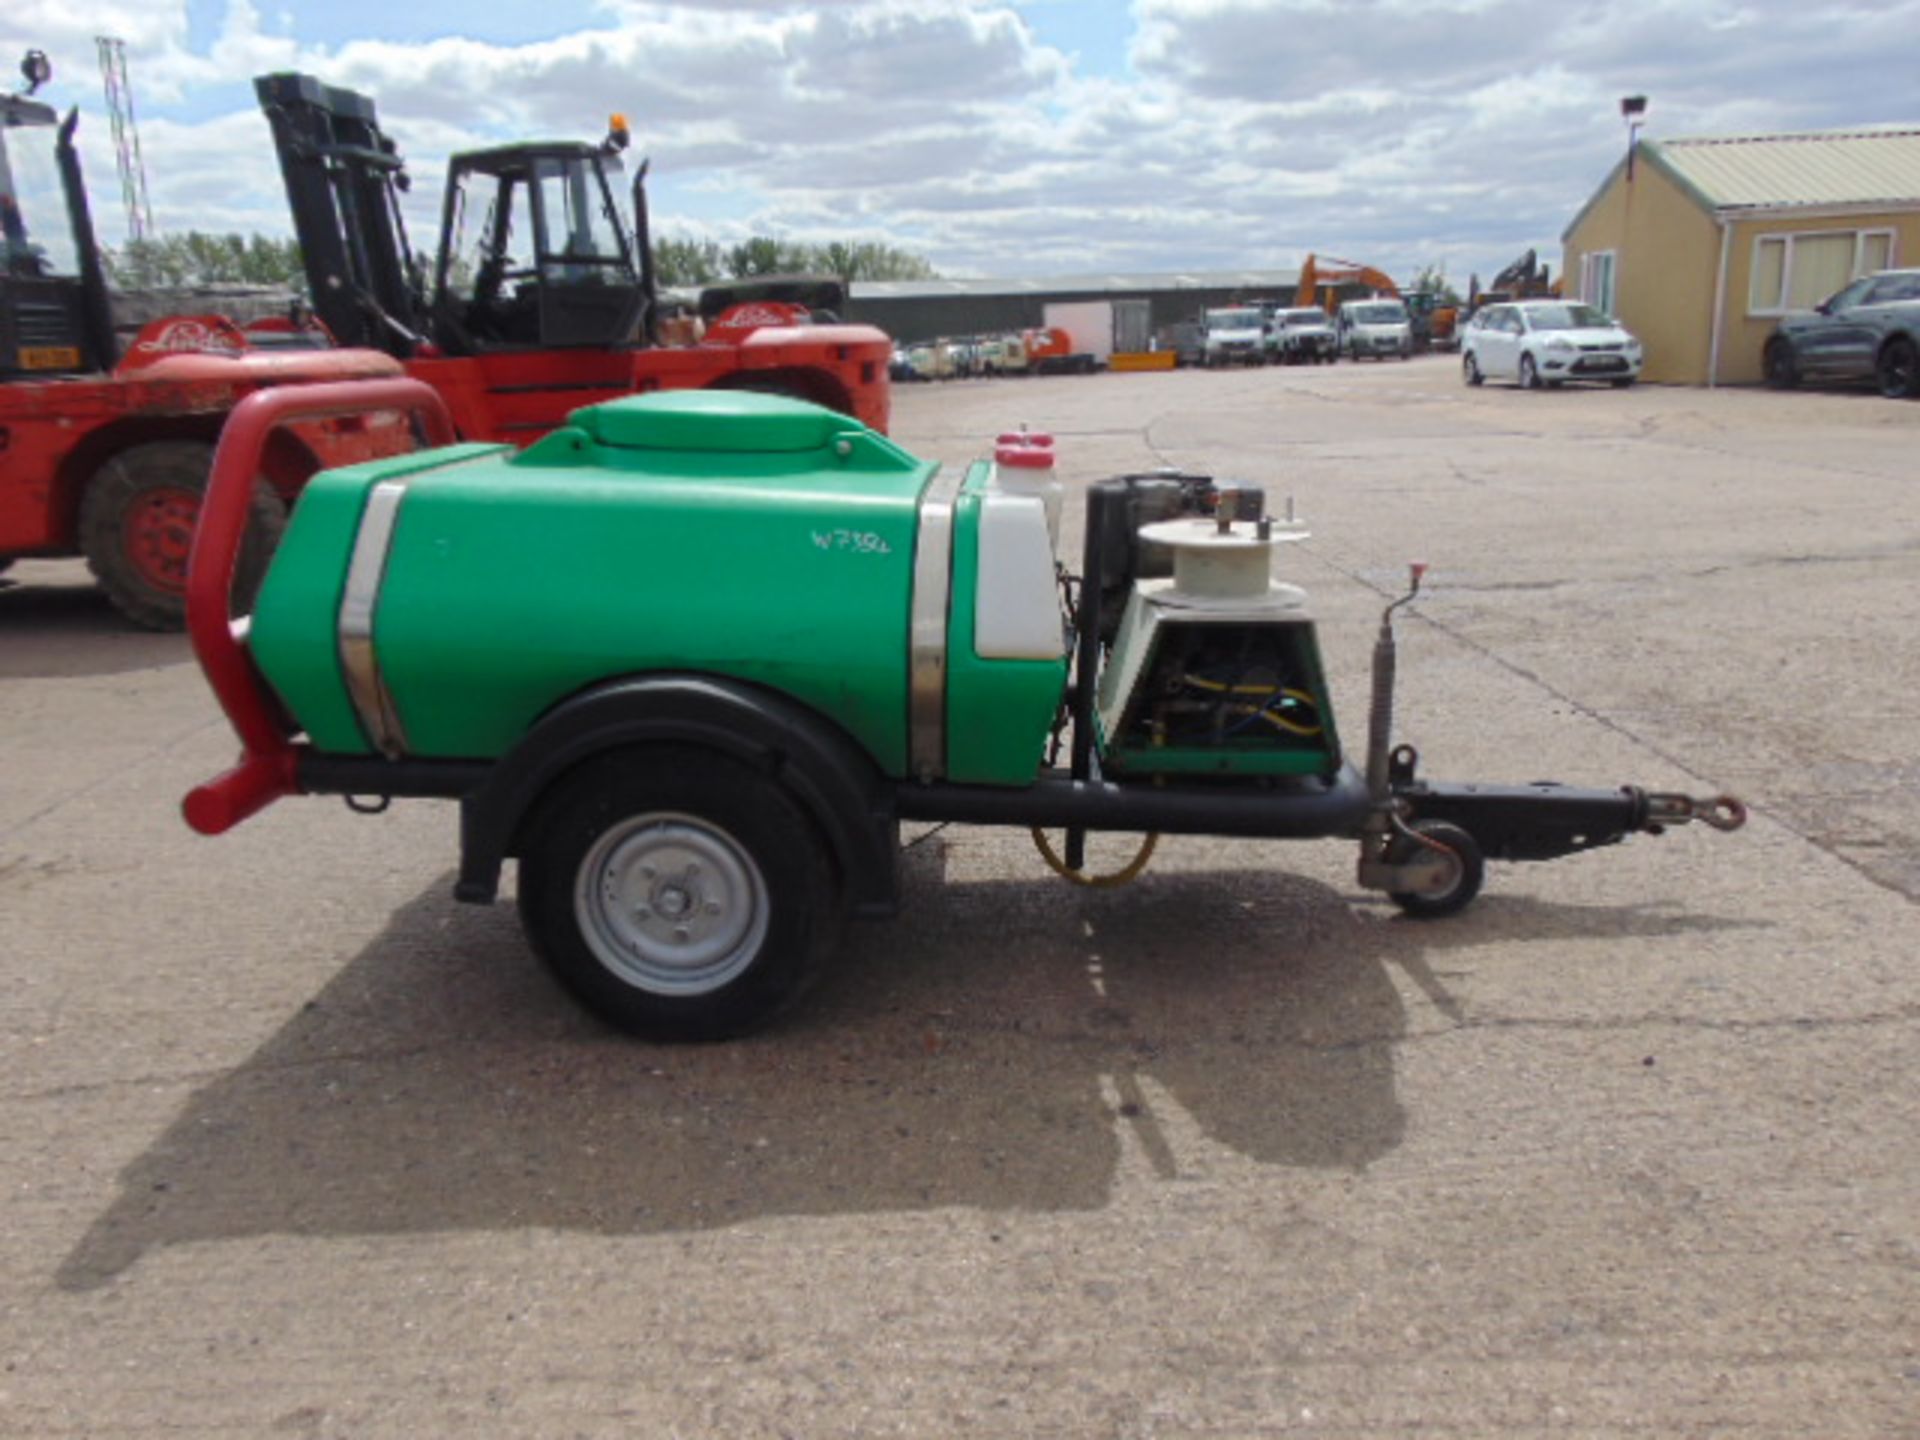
2,356,1915,1436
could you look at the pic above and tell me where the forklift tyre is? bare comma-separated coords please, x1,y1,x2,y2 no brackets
516,746,839,1041
1386,820,1485,920
80,440,286,631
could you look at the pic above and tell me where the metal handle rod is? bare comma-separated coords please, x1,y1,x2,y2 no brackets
183,377,455,835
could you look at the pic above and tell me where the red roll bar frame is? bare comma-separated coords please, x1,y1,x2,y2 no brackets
183,379,455,836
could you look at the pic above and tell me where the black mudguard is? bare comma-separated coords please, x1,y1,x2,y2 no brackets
455,673,899,916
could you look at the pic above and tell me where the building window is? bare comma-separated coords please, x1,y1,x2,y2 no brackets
1749,228,1897,315
1580,250,1617,315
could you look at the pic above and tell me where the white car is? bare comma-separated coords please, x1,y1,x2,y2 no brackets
1461,300,1643,389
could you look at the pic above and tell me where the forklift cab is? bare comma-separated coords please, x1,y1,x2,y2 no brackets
2,52,112,379
434,139,646,352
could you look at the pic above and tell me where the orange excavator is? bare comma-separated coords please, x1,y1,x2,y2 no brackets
1296,253,1456,351
1296,253,1399,310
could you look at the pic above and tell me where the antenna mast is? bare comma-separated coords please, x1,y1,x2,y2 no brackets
95,36,156,242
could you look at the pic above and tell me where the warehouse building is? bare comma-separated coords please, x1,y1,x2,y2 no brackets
1562,127,1920,385
844,270,1302,345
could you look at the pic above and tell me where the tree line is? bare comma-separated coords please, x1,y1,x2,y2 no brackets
650,236,938,287
102,231,939,291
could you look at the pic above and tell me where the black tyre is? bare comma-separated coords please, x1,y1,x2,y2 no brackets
516,747,839,1041
79,440,286,632
1463,352,1484,387
1610,377,1635,389
1763,339,1799,390
1519,354,1541,390
1387,820,1485,919
1875,336,1920,399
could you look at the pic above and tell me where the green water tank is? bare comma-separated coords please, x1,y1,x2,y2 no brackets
246,391,1068,786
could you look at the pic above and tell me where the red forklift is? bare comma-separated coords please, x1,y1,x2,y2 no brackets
252,72,893,443
0,51,412,628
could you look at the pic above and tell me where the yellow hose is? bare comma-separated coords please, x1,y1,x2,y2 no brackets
1227,703,1322,738
1182,675,1324,735
1031,827,1159,888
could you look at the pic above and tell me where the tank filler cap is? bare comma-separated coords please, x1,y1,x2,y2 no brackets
994,429,1056,469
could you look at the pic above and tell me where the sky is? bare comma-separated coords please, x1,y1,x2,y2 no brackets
5,0,1918,288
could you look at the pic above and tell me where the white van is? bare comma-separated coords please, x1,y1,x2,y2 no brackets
1202,307,1269,367
1337,299,1413,361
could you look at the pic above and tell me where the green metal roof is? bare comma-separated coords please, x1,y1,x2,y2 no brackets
1563,126,1920,242
1649,127,1920,213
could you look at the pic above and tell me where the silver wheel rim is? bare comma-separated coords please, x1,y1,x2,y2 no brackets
574,811,770,996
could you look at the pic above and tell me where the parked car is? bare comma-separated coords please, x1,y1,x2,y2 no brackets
942,338,983,379
903,342,951,381
1336,299,1412,360
1202,307,1269,366
940,338,972,379
1273,307,1339,364
1460,300,1642,389
1157,319,1206,367
1762,268,1920,398
978,334,1029,376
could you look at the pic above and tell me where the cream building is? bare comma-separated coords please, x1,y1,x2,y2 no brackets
1562,128,1920,385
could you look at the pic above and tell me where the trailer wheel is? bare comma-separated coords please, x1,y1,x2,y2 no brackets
516,748,838,1041
79,440,286,631
1387,820,1485,920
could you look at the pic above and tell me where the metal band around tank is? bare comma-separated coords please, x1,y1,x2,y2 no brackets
337,479,412,759
908,466,967,782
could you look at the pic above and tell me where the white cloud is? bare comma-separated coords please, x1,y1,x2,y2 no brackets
12,0,1919,283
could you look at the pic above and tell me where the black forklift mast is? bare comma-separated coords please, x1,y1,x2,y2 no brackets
253,72,426,357
257,71,655,357
55,110,118,372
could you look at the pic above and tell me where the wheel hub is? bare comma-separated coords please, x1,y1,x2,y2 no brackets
577,813,769,995
123,484,199,593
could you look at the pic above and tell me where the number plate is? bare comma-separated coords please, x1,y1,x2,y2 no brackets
19,345,82,371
